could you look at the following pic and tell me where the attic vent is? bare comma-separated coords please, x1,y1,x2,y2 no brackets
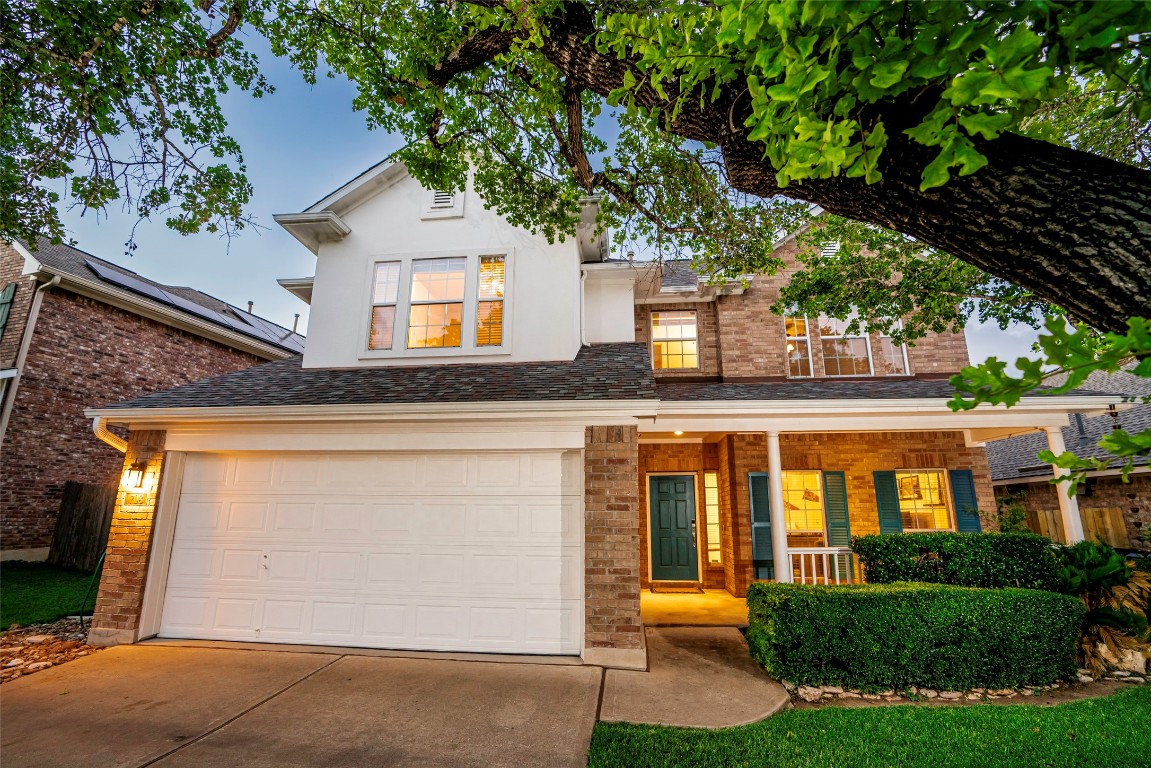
430,190,455,209
821,241,841,256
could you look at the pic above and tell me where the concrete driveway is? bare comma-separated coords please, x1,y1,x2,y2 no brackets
0,645,602,768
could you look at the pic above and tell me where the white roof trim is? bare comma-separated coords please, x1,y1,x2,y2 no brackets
277,276,314,305
272,212,351,255
306,161,410,215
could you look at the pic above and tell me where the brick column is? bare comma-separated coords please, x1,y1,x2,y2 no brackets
87,430,167,647
583,425,646,670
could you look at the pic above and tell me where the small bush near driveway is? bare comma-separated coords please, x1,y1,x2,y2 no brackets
851,532,1060,590
589,686,1151,768
746,582,1082,691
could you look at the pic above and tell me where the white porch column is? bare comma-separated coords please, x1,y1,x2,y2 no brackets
1045,426,1085,543
766,431,792,583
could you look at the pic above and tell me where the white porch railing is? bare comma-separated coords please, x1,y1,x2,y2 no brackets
786,547,865,585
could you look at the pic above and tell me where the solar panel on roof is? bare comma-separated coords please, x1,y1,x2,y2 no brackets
84,258,305,352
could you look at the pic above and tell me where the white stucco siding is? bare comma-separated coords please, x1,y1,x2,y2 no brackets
583,266,637,344
302,172,584,368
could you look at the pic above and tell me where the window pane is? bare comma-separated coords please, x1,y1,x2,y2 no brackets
822,338,871,377
476,300,503,346
651,311,698,369
369,305,395,350
877,337,908,375
782,470,825,533
896,471,952,531
785,316,807,338
787,339,811,377
372,262,401,304
408,302,463,348
479,256,505,299
704,471,722,565
410,257,466,302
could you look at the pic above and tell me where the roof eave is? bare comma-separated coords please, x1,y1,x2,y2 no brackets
273,212,352,255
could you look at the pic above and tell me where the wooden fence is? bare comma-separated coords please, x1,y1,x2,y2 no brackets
1026,505,1130,548
47,481,116,572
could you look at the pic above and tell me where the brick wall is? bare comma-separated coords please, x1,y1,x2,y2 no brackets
638,240,972,381
1,288,263,551
0,242,37,369
637,442,723,589
87,430,166,646
996,474,1151,550
584,426,644,654
711,430,997,596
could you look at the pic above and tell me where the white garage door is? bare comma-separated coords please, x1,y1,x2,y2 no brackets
159,451,583,654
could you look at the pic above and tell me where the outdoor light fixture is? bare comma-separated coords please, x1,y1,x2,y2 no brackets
124,459,149,490
674,430,684,436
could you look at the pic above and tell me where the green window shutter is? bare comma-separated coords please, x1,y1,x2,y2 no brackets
949,469,982,533
873,471,903,534
748,472,774,580
822,471,851,546
0,282,15,340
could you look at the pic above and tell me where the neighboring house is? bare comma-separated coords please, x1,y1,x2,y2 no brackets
988,367,1150,550
0,239,305,561
81,162,1119,669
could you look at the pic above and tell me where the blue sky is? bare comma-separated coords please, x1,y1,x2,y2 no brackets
56,33,1038,364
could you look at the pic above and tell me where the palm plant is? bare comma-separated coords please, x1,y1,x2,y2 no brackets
1055,540,1150,676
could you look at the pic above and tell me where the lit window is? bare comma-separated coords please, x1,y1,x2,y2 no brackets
476,256,505,346
368,262,400,350
703,472,722,565
895,470,953,531
784,315,812,377
818,314,872,377
408,257,466,348
781,470,825,534
651,311,698,369
876,324,909,376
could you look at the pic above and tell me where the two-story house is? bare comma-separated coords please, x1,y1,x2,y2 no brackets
81,162,1118,669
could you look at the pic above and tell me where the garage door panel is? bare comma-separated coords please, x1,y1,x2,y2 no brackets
160,451,583,655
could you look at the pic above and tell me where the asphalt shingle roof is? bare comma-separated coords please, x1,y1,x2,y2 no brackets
660,260,700,291
25,238,305,354
987,367,1150,481
101,343,659,410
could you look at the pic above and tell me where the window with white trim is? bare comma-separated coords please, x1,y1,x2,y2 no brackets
876,324,910,376
476,256,505,346
651,310,699,369
367,262,400,350
895,470,953,531
818,313,872,376
784,315,813,377
703,471,722,564
407,257,466,348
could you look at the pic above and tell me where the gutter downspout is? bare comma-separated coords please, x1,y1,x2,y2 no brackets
92,415,128,454
580,268,588,347
0,275,61,448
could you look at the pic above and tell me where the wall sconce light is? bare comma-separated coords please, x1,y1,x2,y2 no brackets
124,459,150,490
674,430,685,436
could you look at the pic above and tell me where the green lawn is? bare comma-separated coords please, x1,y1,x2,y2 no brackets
590,687,1151,768
0,561,99,629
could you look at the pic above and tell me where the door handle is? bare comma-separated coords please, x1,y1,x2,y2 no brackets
690,518,697,543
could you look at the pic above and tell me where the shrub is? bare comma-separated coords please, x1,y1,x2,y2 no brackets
746,582,1083,691
1054,540,1151,675
996,490,1032,533
851,532,1059,590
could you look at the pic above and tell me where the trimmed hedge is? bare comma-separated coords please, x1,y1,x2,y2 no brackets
746,582,1083,691
851,532,1060,590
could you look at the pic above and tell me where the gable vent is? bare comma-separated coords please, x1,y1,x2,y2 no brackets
821,241,841,256
430,190,455,209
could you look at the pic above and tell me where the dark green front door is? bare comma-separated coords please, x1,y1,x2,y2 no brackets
649,475,699,581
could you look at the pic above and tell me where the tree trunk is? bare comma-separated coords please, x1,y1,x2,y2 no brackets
539,10,1151,332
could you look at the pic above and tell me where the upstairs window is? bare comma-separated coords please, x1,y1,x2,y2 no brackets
476,256,505,346
818,314,872,377
895,470,953,531
784,315,813,377
0,282,15,341
876,324,910,376
651,310,698,369
408,257,466,348
368,262,401,350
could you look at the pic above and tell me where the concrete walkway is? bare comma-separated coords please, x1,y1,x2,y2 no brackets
600,627,789,728
0,645,601,768
641,589,749,626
